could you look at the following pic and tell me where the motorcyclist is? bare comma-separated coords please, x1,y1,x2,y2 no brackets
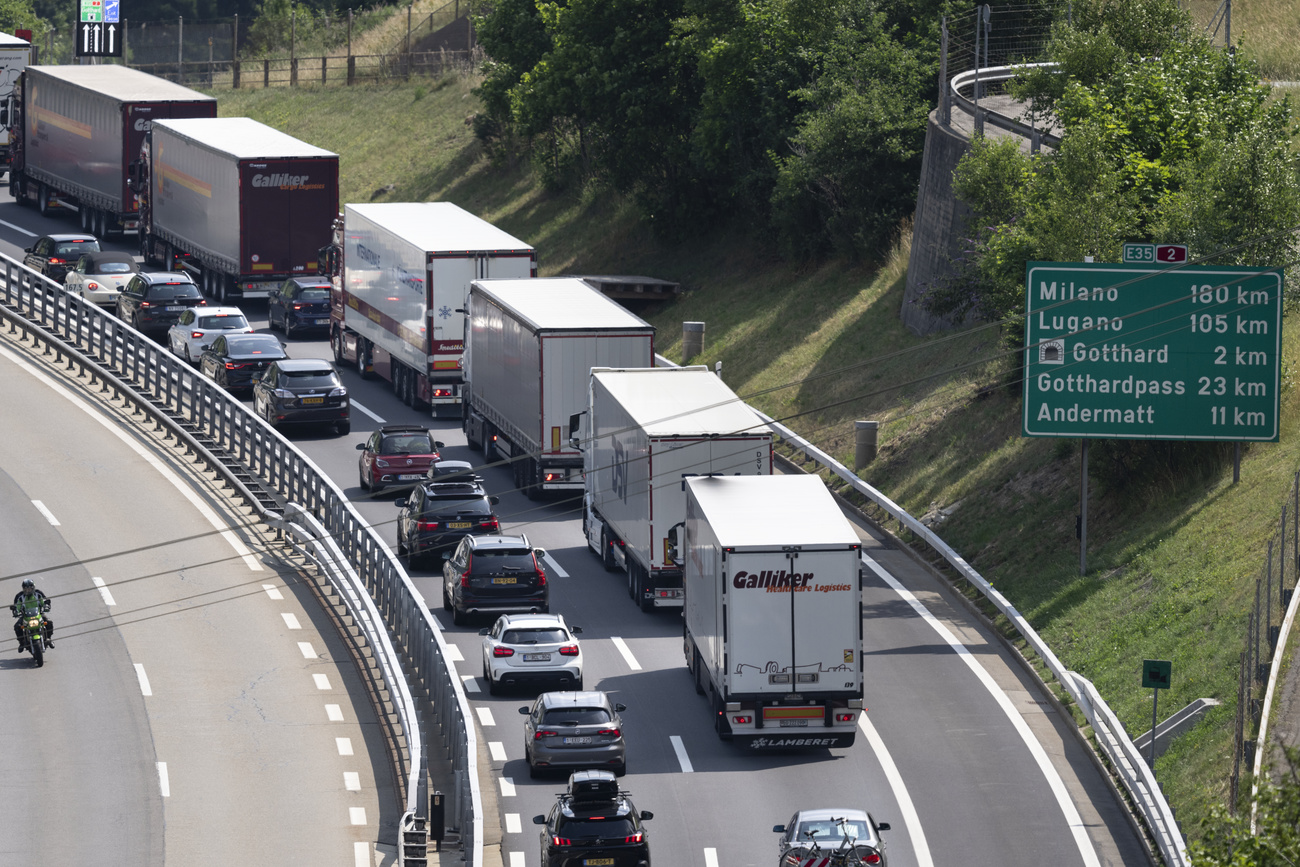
11,579,53,653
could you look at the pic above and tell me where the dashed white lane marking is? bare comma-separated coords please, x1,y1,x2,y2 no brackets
858,712,933,867
92,577,116,606
354,842,369,867
134,663,153,696
669,735,694,773
313,673,332,690
157,762,170,797
704,849,719,867
336,738,354,756
505,814,522,834
350,807,367,825
298,641,316,658
262,584,284,600
611,636,642,671
461,674,481,693
499,777,516,797
508,853,524,867
31,500,60,525
476,707,496,727
281,612,302,630
344,772,361,791
543,553,568,578
489,742,507,762
0,344,264,572
862,553,1096,867
0,218,36,237
326,704,344,722
352,400,385,423
444,643,464,662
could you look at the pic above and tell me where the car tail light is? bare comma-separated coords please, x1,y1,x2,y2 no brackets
140,300,152,307
86,281,101,290
862,852,882,865
480,518,499,531
558,645,579,656
191,331,204,339
536,571,547,587
48,257,65,265
732,714,753,724
534,730,557,740
292,303,304,310
597,728,620,737
623,833,643,844
550,837,571,847
417,520,440,531
225,362,246,370
492,646,514,658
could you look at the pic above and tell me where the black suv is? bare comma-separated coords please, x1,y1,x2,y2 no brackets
396,478,501,571
533,771,652,867
116,272,205,334
267,277,332,337
24,233,101,282
251,358,351,435
441,533,548,625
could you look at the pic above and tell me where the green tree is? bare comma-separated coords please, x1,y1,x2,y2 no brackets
0,0,45,36
1190,748,1300,866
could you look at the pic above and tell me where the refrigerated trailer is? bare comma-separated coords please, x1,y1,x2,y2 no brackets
133,117,339,303
0,32,31,165
8,65,216,237
571,366,774,611
679,474,864,749
323,202,536,415
463,278,655,499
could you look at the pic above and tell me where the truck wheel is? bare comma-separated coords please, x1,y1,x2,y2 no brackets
332,330,346,365
80,206,91,232
358,341,374,381
600,527,618,573
465,411,482,452
484,425,498,463
522,458,541,501
97,209,110,238
692,649,705,695
37,184,50,216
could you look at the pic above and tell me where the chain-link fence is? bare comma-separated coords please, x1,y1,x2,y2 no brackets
945,1,1063,97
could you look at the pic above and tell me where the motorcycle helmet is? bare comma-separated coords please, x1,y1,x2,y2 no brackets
21,579,34,592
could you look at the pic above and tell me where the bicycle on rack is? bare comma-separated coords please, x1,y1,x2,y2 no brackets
774,811,891,867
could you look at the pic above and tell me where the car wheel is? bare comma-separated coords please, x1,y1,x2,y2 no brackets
452,605,466,627
613,761,626,778
442,581,452,612
528,759,539,780
359,466,370,491
336,420,350,436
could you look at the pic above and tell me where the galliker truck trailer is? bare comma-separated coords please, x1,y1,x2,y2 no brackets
571,366,774,612
463,278,655,499
133,117,339,303
323,202,536,415
679,474,864,749
9,65,216,236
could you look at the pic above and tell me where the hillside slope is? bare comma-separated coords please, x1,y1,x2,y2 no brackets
216,76,1300,835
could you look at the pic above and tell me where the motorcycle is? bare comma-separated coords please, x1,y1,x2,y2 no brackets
11,600,51,667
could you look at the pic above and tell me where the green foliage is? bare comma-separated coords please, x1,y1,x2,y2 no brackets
0,0,45,37
1190,748,1300,866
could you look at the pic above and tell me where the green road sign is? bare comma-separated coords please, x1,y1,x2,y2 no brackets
1023,261,1283,441
1143,659,1172,690
80,0,103,21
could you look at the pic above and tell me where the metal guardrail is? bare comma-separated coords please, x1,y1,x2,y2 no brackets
0,255,483,864
655,354,1186,867
949,63,1063,148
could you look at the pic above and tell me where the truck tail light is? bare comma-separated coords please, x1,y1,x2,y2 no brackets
731,714,753,724
431,388,453,398
836,712,857,723
492,646,514,657
558,645,579,656
544,472,560,482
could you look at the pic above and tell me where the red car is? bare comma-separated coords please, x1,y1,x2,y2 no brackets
357,425,446,492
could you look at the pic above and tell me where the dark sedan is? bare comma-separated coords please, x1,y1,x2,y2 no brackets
267,277,332,337
198,333,289,391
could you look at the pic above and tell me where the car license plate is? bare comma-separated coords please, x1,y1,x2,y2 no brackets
493,576,517,585
166,305,186,312
563,736,592,745
301,396,324,405
779,719,809,727
523,652,550,661
584,860,614,866
314,317,330,325
398,474,423,481
449,521,471,529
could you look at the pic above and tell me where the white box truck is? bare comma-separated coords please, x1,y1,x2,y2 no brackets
463,278,655,498
324,202,536,416
571,366,774,612
0,32,31,165
679,474,864,750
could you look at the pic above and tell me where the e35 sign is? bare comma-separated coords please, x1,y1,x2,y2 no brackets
1023,261,1283,442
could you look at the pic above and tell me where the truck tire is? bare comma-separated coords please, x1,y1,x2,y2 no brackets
37,183,50,216
483,424,498,463
692,648,706,695
523,458,541,501
465,411,483,452
97,209,110,239
600,526,618,573
80,205,92,232
332,330,346,366
358,341,374,381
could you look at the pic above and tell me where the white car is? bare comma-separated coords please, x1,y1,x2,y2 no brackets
480,613,583,695
167,306,253,362
62,251,140,307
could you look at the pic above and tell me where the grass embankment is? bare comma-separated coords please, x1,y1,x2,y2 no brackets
216,76,1300,835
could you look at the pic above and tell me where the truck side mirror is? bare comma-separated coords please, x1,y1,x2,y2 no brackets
666,522,685,567
568,411,586,449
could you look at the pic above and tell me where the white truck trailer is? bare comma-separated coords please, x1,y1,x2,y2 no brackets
572,366,774,612
679,474,864,749
325,202,536,416
463,278,655,499
0,32,30,165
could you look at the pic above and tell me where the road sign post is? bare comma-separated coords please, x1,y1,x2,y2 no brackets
1143,659,1172,768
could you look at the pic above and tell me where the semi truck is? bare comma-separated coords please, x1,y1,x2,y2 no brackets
678,474,864,750
570,366,774,612
8,65,216,237
463,278,655,499
132,117,339,303
322,202,536,415
0,32,31,165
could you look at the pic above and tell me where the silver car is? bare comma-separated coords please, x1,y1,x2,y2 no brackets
519,691,627,779
774,808,890,866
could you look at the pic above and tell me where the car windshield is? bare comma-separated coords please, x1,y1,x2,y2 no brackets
95,261,135,274
300,288,329,300
198,314,249,330
502,627,567,644
382,434,433,454
469,551,535,571
281,369,340,388
423,497,492,519
796,820,870,843
556,817,636,839
56,240,100,256
225,335,282,356
543,708,611,725
147,284,201,300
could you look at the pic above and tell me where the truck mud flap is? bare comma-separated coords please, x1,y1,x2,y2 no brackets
736,731,857,750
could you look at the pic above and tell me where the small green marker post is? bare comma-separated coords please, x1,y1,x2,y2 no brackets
1142,660,1172,768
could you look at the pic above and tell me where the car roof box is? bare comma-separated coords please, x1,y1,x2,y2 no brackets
567,770,619,804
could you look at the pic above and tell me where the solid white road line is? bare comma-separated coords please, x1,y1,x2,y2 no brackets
313,673,332,690
354,841,369,867
610,636,642,671
476,707,496,727
31,499,60,525
351,400,385,423
134,663,153,696
298,641,316,658
505,813,522,834
669,735,694,773
326,704,344,722
349,807,367,825
543,553,568,578
281,612,302,630
862,554,1101,867
262,584,284,600
704,849,719,867
157,762,170,797
444,643,464,662
0,344,265,571
489,742,507,762
336,738,354,756
344,771,361,791
0,218,36,236
92,577,116,606
461,674,481,693
858,712,934,867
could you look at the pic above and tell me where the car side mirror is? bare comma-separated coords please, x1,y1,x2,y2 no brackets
355,443,365,451
518,706,531,715
876,822,891,832
434,441,445,448
570,626,582,634
532,815,547,825
772,825,786,834
640,811,653,821
489,496,500,506
614,703,626,712
394,498,407,508
200,343,210,351
478,627,490,636
534,548,547,559
251,373,263,382
442,551,453,560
